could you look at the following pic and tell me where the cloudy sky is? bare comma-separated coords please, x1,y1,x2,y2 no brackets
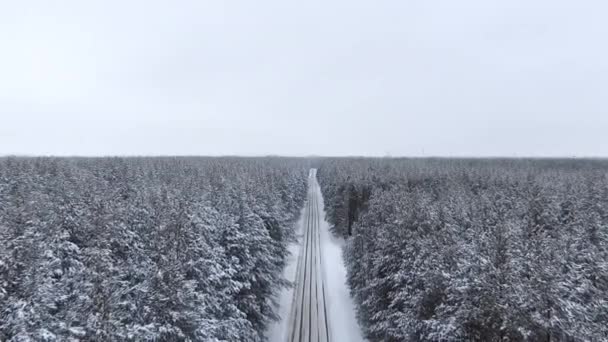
1,0,607,156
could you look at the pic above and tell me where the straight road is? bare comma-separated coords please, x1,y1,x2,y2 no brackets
286,169,330,342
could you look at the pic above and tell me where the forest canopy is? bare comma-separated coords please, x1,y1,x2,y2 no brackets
2,156,607,341
0,157,308,341
317,158,608,342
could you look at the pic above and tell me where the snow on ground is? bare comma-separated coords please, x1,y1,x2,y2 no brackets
267,174,366,342
315,179,366,342
266,206,305,341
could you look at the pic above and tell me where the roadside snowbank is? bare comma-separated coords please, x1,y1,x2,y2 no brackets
315,178,366,342
266,206,304,341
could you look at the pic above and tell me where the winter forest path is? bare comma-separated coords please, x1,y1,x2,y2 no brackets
286,169,331,342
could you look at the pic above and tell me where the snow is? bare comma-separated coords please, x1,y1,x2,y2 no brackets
266,206,304,341
68,327,86,337
267,172,366,342
37,328,56,340
315,177,366,342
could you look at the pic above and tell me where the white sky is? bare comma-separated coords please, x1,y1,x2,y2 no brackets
1,0,607,156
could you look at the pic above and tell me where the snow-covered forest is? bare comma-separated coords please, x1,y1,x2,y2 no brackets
0,157,308,341
317,158,608,341
2,156,607,341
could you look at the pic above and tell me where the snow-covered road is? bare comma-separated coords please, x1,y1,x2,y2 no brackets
267,169,365,342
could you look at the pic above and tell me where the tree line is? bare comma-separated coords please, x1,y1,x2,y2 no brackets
317,158,608,341
0,157,308,341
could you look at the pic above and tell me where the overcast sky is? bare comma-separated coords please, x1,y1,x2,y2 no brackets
1,0,607,156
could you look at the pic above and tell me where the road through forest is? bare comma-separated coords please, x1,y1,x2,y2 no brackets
266,169,365,342
286,169,330,342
